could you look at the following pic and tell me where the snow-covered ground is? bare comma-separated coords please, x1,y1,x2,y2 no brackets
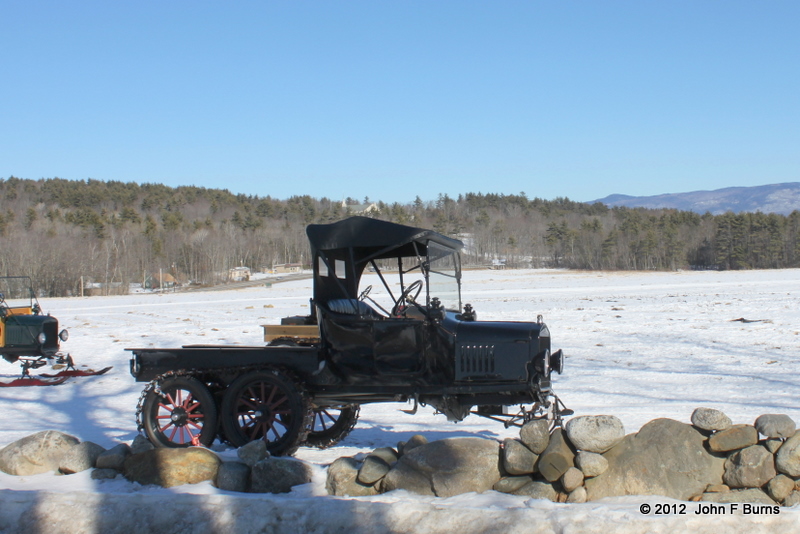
1,269,799,533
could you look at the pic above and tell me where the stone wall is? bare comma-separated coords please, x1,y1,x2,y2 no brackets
326,408,800,506
2,408,799,505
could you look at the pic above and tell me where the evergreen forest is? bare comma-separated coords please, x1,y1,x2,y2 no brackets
1,177,799,297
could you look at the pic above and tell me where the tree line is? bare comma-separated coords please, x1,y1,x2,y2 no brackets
0,177,798,297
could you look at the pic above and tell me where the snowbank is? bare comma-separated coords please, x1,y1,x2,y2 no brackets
1,268,799,532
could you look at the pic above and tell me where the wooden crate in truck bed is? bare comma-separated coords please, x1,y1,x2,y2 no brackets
262,324,320,345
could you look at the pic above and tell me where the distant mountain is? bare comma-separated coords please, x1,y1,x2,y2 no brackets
591,183,800,215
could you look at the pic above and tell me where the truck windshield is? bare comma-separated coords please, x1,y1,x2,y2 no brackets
426,242,461,312
0,277,35,307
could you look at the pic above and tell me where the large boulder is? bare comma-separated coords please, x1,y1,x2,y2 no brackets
95,443,132,471
537,429,575,482
123,447,221,488
561,467,584,492
493,475,532,494
59,441,106,474
567,486,588,503
216,461,250,492
129,435,155,455
381,437,501,498
575,451,608,478
326,457,378,497
707,425,759,453
584,418,724,501
767,474,795,503
512,479,559,501
502,438,537,476
519,419,550,454
0,430,79,476
250,457,312,494
237,439,269,467
357,454,391,485
775,432,800,476
754,414,796,439
691,408,732,432
723,445,776,488
399,434,428,456
565,415,624,453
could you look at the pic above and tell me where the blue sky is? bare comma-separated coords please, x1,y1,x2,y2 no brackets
2,1,798,204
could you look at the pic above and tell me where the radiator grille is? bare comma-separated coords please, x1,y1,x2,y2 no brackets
5,324,34,345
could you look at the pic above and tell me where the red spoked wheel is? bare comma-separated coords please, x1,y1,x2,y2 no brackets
220,369,311,456
305,404,360,449
141,375,218,447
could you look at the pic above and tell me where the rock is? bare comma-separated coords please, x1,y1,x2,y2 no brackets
96,443,132,471
369,447,398,466
723,445,776,488
585,419,724,501
0,430,80,476
216,461,250,492
767,474,795,503
705,484,729,493
561,467,584,493
707,425,758,453
784,490,800,507
326,457,378,497
130,435,155,455
382,437,501,498
519,420,551,454
358,455,391,485
575,451,608,478
400,434,428,455
700,488,777,505
502,438,537,476
775,432,800,476
123,447,221,488
567,486,588,503
237,439,269,467
251,457,312,494
691,408,732,432
764,439,783,454
59,441,106,474
493,476,532,494
91,468,120,480
565,415,624,453
755,414,796,439
512,479,558,501
537,429,575,482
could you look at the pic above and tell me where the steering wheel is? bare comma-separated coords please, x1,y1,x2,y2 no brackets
391,280,424,316
358,285,372,300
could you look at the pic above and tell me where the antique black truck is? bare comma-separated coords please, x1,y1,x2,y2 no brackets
128,216,568,455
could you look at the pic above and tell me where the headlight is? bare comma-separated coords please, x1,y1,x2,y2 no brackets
59,329,69,342
550,349,565,375
38,332,47,344
130,355,141,377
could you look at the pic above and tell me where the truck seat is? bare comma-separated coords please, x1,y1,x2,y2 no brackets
325,299,381,318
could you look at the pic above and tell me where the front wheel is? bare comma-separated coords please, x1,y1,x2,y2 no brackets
220,369,312,456
305,404,360,449
140,375,218,448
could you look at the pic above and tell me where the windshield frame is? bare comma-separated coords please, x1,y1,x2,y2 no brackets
424,241,462,312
